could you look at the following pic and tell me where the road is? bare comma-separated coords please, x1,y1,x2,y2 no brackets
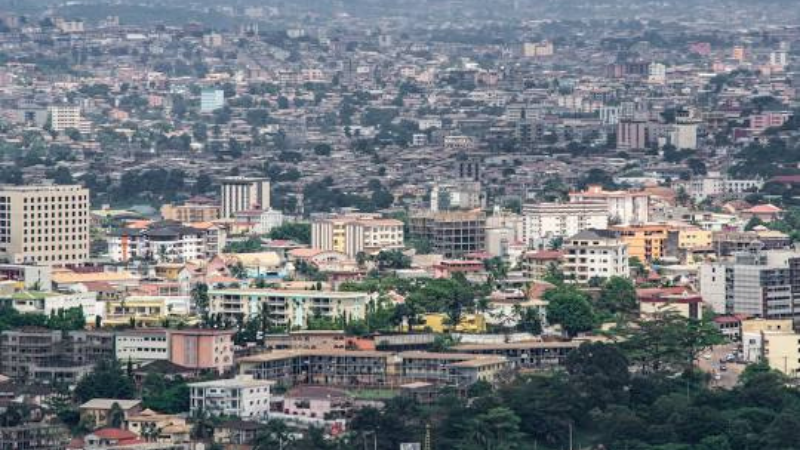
697,343,745,389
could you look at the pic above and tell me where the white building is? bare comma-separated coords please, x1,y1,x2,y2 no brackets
568,185,649,225
220,177,271,219
115,329,170,362
8,291,100,323
106,223,206,263
0,184,90,266
200,89,225,113
234,208,284,235
49,105,90,133
681,172,763,201
312,215,404,258
563,229,629,283
189,375,274,419
648,63,666,84
522,202,609,247
671,121,698,150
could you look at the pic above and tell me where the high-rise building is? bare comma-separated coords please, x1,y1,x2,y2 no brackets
220,177,270,218
568,185,649,225
200,88,225,113
700,251,800,318
49,105,89,133
0,184,90,265
562,229,629,283
409,210,486,257
522,202,609,247
616,119,648,150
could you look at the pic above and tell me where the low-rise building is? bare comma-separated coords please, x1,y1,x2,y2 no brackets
189,375,274,419
79,399,142,430
115,329,170,362
209,289,368,329
169,329,235,374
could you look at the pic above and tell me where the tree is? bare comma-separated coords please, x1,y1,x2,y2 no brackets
268,223,311,244
616,312,723,374
191,283,210,315
142,373,190,414
108,402,125,428
461,406,525,450
597,276,637,315
566,342,630,410
253,419,294,450
375,250,411,270
543,285,597,337
313,143,333,156
74,359,136,403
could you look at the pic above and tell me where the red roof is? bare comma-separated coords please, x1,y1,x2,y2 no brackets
90,429,139,441
524,250,563,260
745,204,783,214
640,295,703,304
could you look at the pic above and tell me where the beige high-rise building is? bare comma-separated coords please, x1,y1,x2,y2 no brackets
220,177,270,218
0,184,90,265
49,105,90,133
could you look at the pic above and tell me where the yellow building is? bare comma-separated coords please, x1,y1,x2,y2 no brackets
105,296,167,326
742,319,799,376
611,224,674,263
677,227,712,250
418,313,486,333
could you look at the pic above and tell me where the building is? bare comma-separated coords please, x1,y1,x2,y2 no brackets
520,250,563,281
234,209,284,235
0,423,69,450
208,288,368,329
680,172,763,201
0,184,90,266
453,341,579,369
617,119,648,150
49,105,89,133
700,251,799,318
106,222,207,263
220,177,270,219
160,202,220,223
4,290,100,323
430,181,483,212
189,375,274,419
115,329,170,362
639,293,703,320
610,224,677,263
200,89,225,113
562,229,629,283
238,349,510,387
311,215,404,258
79,399,142,430
0,328,114,383
169,329,235,374
409,210,486,257
568,185,649,225
522,202,608,246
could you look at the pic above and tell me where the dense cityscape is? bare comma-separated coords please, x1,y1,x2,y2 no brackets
1,0,800,449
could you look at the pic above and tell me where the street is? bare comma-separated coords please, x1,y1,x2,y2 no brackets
697,343,746,389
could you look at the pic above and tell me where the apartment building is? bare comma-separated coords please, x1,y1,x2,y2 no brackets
0,423,69,450
568,185,649,225
409,210,486,257
562,229,629,283
5,290,100,323
238,349,510,387
0,184,90,266
106,222,207,263
220,177,270,218
200,89,225,113
160,202,220,223
0,329,114,383
679,172,763,201
189,375,274,419
520,250,563,281
700,251,800,317
170,329,235,374
49,105,90,133
522,202,608,246
616,119,648,150
311,214,404,257
610,224,678,263
453,341,579,369
208,288,368,329
115,329,170,362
